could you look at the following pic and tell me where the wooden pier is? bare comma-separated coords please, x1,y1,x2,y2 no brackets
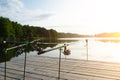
1,56,120,80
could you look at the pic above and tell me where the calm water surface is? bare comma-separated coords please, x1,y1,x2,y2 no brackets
39,38,120,62
2,38,120,63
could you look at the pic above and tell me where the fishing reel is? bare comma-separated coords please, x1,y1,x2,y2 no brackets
37,47,45,55
63,44,71,55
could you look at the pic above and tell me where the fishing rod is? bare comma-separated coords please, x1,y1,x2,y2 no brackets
2,39,71,80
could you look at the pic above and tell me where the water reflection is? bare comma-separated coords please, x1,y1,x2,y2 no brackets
0,38,78,63
1,38,120,63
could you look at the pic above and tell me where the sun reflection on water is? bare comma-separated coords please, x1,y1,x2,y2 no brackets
62,38,120,63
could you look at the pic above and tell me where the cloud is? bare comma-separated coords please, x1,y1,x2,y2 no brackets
0,0,53,24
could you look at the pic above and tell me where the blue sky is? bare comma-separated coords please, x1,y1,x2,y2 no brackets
0,0,120,34
21,0,62,11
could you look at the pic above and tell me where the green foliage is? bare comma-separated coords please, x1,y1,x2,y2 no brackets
12,22,23,39
0,17,15,40
0,16,84,42
0,17,59,42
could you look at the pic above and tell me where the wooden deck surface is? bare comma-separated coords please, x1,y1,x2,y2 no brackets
1,56,120,80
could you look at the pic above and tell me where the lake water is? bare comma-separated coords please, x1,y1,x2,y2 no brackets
2,38,120,63
38,38,120,63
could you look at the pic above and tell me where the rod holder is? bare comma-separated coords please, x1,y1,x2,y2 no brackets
58,48,62,80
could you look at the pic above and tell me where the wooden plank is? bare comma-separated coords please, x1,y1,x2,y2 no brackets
1,56,120,80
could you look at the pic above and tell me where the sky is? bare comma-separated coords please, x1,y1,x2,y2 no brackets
0,0,120,35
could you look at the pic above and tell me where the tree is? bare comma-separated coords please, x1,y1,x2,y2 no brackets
0,17,15,41
12,22,23,40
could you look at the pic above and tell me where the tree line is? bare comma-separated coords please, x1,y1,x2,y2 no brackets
0,16,91,42
0,17,58,42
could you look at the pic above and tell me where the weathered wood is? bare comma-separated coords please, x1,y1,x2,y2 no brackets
1,56,120,80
